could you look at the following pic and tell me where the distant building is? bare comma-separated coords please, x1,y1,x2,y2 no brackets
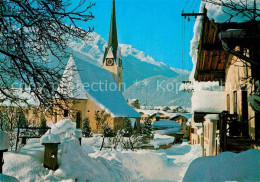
127,99,141,109
171,115,190,139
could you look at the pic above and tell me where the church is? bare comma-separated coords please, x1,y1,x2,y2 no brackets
44,0,140,132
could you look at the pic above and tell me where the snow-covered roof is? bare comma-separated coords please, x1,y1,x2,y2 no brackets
205,114,219,121
152,120,181,129
192,90,225,113
190,0,260,81
205,0,260,23
0,130,9,150
136,109,191,120
57,55,88,100
70,56,140,118
0,88,40,107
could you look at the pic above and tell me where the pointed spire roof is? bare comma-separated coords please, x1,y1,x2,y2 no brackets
103,0,118,62
57,55,88,100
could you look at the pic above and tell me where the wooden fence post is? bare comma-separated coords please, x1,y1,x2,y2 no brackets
40,132,60,170
0,131,9,174
15,127,20,151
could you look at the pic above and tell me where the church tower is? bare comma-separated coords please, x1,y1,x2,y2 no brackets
102,0,123,91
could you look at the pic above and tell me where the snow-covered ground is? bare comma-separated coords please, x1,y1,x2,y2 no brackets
184,149,260,182
3,136,202,182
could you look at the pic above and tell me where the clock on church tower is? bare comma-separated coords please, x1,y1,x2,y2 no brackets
106,58,114,66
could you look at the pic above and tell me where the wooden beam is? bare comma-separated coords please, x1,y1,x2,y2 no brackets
201,43,223,51
198,70,225,76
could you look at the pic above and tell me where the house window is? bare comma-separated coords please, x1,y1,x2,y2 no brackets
233,91,237,114
227,94,230,113
64,110,69,117
191,128,194,133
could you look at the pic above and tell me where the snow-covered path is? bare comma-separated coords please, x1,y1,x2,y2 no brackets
87,142,202,181
3,137,202,182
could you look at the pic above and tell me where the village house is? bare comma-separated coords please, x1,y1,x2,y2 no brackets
189,90,225,154
172,115,190,139
127,99,141,109
191,7,260,153
189,121,203,145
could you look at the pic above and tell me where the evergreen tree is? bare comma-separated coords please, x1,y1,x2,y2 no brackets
18,111,28,127
39,118,47,135
123,118,133,137
82,118,92,137
142,119,154,143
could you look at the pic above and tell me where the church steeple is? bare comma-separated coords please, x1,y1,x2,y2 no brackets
104,0,118,62
102,0,123,92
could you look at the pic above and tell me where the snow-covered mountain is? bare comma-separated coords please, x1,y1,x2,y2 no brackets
68,32,191,107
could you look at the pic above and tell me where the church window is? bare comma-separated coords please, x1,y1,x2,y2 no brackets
64,109,69,117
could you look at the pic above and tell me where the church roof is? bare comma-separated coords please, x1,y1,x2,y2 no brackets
57,55,88,100
60,55,140,118
103,0,118,62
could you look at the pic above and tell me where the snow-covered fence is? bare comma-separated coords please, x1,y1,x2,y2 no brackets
15,126,51,150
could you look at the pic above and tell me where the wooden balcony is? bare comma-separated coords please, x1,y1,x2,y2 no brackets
219,111,254,153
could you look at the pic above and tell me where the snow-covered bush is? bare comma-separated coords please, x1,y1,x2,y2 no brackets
82,118,92,137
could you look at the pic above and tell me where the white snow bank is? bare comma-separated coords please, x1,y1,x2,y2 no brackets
0,174,19,182
0,130,9,150
50,119,76,139
55,139,130,181
3,139,129,181
89,142,202,181
147,134,175,149
192,90,225,113
40,131,60,144
4,135,202,181
184,149,260,182
73,129,82,138
152,120,181,129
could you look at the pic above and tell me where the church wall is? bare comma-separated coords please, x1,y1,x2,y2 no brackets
85,98,115,133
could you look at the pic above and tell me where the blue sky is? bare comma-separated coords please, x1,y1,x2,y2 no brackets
78,0,200,71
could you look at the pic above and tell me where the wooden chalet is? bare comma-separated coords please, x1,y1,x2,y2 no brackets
193,8,260,153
